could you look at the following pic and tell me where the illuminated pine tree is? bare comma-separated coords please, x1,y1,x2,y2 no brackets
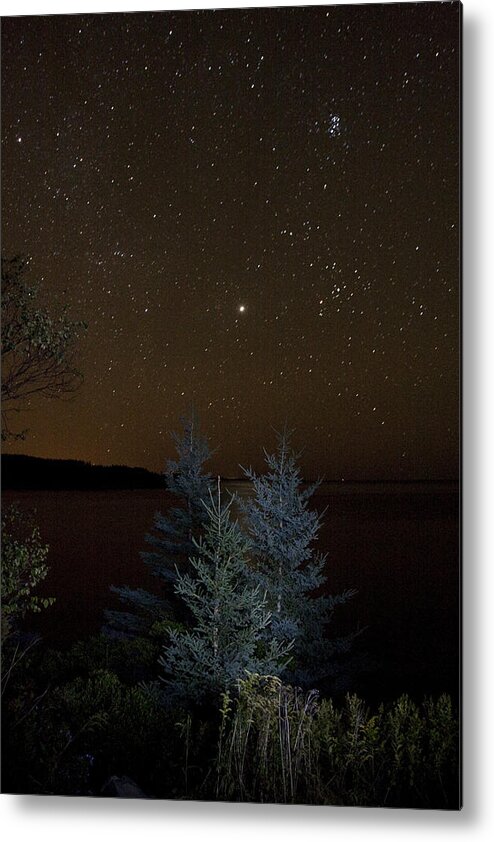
160,481,292,703
241,430,356,686
105,412,213,638
142,411,213,580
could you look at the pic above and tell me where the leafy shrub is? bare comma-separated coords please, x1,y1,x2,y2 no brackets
2,668,181,796
1,505,54,642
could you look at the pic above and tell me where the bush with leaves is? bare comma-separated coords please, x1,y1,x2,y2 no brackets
1,505,55,645
1,665,187,797
33,634,162,689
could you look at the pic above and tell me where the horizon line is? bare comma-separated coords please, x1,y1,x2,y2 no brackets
2,452,460,485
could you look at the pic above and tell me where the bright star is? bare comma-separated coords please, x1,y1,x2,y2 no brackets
327,115,341,137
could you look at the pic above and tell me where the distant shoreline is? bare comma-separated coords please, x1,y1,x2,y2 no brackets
2,453,459,492
1,453,163,491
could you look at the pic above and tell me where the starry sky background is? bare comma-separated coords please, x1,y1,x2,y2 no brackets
1,2,460,479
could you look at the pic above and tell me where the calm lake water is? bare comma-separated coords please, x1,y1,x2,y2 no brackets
4,482,460,701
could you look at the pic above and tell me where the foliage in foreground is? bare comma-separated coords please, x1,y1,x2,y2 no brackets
2,667,175,796
1,505,55,643
2,637,459,808
1,505,56,700
216,674,459,808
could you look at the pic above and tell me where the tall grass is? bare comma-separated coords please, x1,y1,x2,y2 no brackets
214,674,459,808
216,674,319,802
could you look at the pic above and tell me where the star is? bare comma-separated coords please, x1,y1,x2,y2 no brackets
327,115,341,137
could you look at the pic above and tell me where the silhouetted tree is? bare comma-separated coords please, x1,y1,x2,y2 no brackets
1,255,86,440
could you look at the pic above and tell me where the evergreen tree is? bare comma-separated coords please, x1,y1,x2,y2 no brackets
105,412,213,638
160,481,292,703
142,411,213,580
241,430,356,686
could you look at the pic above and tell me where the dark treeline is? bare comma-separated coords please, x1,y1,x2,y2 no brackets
2,454,163,490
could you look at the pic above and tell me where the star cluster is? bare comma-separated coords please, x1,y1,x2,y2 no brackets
1,3,460,478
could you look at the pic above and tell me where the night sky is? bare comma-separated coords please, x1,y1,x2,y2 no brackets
1,2,460,479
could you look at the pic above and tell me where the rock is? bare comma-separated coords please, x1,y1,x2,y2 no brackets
101,775,147,799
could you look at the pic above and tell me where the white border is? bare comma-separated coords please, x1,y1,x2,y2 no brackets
2,0,493,838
